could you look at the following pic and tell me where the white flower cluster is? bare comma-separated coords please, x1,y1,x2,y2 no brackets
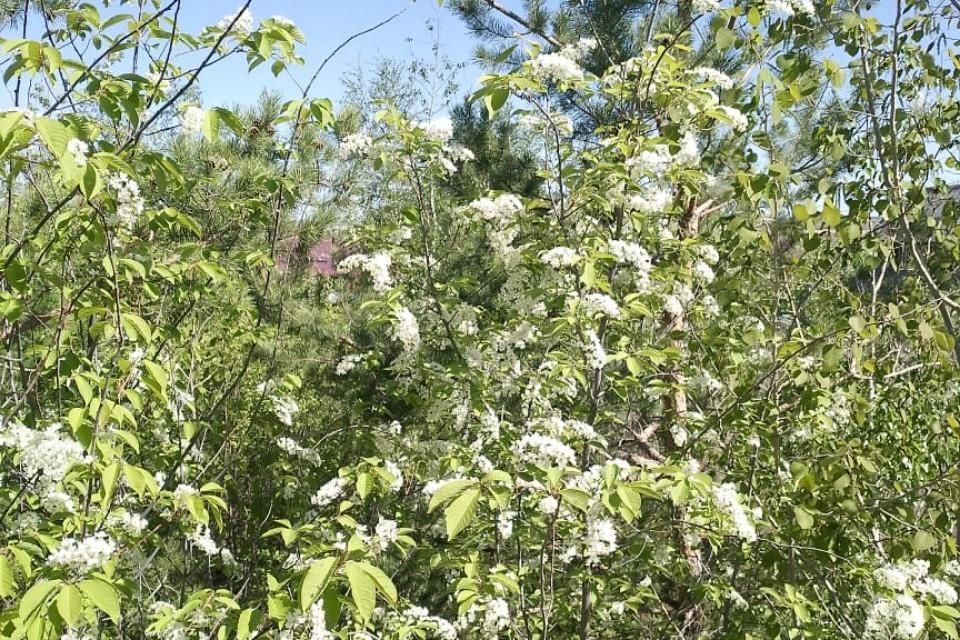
513,433,576,469
311,477,348,508
608,239,652,290
268,15,296,28
107,511,149,536
674,131,700,166
692,0,722,11
585,518,618,565
711,482,757,542
392,307,421,353
693,260,715,284
663,294,684,318
47,533,116,574
444,143,475,164
338,252,392,292
458,597,511,636
271,395,299,426
107,172,144,231
415,117,453,142
277,437,319,464
580,292,621,318
524,39,595,83
469,194,523,223
391,606,457,640
864,594,924,639
180,106,204,133
468,194,524,260
626,146,672,175
67,138,89,167
693,67,734,90
541,246,579,268
875,559,958,604
717,105,749,131
497,510,515,539
765,0,815,16
335,353,362,375
188,524,221,557
373,517,399,551
0,421,90,483
584,329,607,370
383,460,404,491
216,7,254,35
339,132,372,159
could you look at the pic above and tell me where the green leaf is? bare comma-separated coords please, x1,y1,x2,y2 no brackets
56,584,82,626
716,27,736,50
202,109,220,142
0,555,15,597
427,479,477,513
793,506,814,530
236,608,261,640
19,579,60,622
935,616,959,640
933,605,960,620
34,117,70,156
357,562,397,605
445,487,481,540
483,88,508,117
300,557,337,611
344,560,377,622
560,488,591,512
913,530,938,552
78,578,119,622
822,200,841,227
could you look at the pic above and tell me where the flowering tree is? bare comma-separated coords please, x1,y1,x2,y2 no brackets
2,1,960,639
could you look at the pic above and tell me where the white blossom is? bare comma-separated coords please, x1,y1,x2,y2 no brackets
311,477,348,508
416,117,453,142
513,433,576,468
584,329,607,370
216,7,254,35
107,172,144,230
48,533,116,573
392,307,421,353
693,260,716,284
585,518,618,564
712,483,757,542
66,138,89,167
339,133,372,159
580,292,621,318
864,594,924,639
497,511,515,539
336,354,362,375
525,52,584,83
180,106,204,133
374,517,399,551
693,67,734,90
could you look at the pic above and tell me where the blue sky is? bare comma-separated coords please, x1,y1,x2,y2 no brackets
168,1,484,110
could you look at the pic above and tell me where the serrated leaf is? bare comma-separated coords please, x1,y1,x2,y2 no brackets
56,584,82,626
358,563,397,605
445,487,481,540
793,506,814,530
19,579,60,622
427,479,477,513
78,578,119,621
913,529,937,552
202,109,220,142
344,561,377,622
560,488,591,512
0,555,15,597
300,557,337,611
